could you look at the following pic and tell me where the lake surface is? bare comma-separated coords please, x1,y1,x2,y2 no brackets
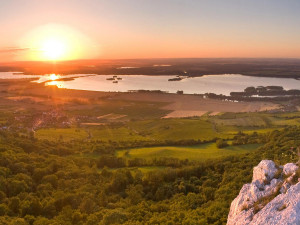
1,72,300,96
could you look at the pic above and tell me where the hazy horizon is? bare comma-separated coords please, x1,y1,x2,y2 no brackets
1,0,300,61
2,57,300,64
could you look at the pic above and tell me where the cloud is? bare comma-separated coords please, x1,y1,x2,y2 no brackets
0,47,32,54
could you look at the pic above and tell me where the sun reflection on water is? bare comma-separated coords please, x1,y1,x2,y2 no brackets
49,73,60,80
45,80,64,88
44,74,64,88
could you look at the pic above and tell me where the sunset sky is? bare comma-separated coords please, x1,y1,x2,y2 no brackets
1,0,300,61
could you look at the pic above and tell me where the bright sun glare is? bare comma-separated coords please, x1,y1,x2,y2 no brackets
20,24,100,61
42,38,67,60
49,73,59,80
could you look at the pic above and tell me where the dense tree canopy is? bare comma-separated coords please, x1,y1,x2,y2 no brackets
0,127,299,224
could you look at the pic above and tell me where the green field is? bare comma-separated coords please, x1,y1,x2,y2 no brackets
90,126,150,142
35,112,300,143
128,118,231,141
213,112,300,128
36,118,231,142
35,127,150,142
35,128,88,141
66,100,170,120
117,142,262,161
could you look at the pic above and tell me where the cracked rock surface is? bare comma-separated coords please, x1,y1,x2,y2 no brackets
227,160,299,225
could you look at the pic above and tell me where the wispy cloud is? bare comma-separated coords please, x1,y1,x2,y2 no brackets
0,47,32,54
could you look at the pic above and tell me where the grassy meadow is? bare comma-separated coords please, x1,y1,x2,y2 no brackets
36,111,300,144
34,110,300,168
117,143,262,161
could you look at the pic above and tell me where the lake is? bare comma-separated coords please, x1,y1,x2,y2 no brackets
1,72,300,96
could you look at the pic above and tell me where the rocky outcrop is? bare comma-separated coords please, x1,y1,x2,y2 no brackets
227,160,300,225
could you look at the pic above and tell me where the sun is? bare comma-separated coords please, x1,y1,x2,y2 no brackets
20,24,101,61
41,38,67,60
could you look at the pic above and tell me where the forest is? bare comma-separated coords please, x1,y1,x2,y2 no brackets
0,125,299,225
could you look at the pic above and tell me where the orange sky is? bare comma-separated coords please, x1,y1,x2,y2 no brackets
1,0,300,61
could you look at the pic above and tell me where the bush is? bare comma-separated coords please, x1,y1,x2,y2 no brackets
216,139,228,148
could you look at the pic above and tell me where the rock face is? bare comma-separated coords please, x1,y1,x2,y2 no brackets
227,160,300,225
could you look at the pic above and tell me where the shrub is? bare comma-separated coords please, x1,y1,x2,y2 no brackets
216,139,228,148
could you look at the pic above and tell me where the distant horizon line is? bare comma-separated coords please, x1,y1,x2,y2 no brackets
1,56,300,63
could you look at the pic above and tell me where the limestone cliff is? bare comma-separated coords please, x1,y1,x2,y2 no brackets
227,160,300,225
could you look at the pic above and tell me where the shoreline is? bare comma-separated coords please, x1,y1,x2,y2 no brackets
2,74,300,102
7,72,300,79
0,78,282,119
